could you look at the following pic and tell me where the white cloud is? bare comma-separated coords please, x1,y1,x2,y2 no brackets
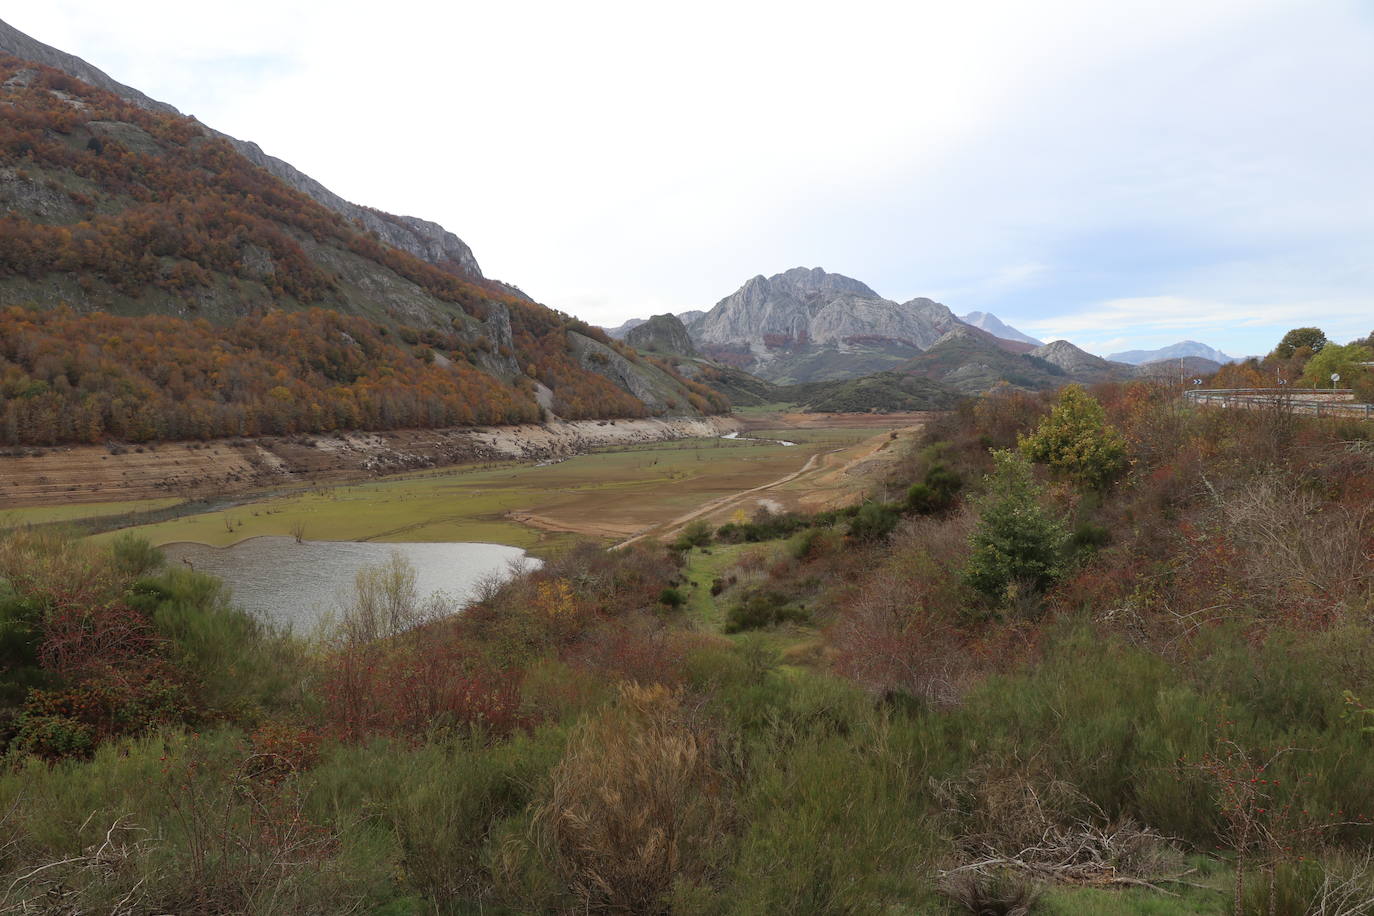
7,0,1373,339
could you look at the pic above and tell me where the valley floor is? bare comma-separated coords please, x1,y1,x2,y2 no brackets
4,413,925,556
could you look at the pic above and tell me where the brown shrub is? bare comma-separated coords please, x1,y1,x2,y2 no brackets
827,515,975,705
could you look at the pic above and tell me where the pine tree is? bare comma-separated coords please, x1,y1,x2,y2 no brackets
964,450,1069,604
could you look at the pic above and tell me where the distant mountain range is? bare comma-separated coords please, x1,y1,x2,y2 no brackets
601,268,1148,404
605,268,1045,385
1108,340,1238,366
960,311,1043,346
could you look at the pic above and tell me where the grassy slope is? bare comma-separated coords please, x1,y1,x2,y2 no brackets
1,497,183,526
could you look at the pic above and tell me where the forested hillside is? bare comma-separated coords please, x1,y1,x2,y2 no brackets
0,54,727,442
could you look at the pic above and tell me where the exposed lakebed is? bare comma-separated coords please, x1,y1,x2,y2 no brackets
161,537,538,632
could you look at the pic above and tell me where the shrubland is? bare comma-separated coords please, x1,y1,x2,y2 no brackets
4,367,1374,913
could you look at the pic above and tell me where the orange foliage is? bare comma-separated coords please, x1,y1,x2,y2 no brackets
0,306,541,444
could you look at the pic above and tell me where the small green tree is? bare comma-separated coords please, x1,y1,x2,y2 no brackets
964,450,1068,603
1018,384,1127,488
1270,327,1327,360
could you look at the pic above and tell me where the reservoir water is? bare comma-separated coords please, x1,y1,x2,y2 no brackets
161,537,538,633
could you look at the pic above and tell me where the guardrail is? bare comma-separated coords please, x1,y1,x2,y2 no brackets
1184,388,1373,419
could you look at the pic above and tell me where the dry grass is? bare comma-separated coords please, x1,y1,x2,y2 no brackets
1200,473,1373,618
532,683,733,913
937,768,1194,897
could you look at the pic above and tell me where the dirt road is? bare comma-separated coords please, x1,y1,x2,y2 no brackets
615,421,925,547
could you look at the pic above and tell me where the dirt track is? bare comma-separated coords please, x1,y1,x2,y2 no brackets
616,420,926,547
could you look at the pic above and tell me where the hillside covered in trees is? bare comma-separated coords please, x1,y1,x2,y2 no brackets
0,53,727,443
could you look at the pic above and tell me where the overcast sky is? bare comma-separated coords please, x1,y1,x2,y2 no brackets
10,1,1374,357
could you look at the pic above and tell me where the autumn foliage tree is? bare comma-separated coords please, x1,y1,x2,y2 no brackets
1018,384,1128,489
0,306,543,444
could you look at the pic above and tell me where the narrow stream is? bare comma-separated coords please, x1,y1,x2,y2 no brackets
721,431,797,447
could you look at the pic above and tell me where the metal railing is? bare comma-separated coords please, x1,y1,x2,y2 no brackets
1184,388,1373,419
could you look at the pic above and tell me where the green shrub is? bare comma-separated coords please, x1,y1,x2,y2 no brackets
131,569,304,717
109,534,165,576
375,730,565,907
906,461,963,514
724,590,808,634
0,584,46,707
787,526,839,561
672,520,714,551
659,587,685,608
723,715,944,911
716,511,811,544
847,502,899,543
1069,521,1110,552
964,450,1069,603
5,713,94,760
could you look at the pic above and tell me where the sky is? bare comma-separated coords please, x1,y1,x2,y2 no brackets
9,0,1374,358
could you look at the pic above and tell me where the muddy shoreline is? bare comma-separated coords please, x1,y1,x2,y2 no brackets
0,416,741,508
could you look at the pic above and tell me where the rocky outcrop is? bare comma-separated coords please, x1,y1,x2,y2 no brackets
0,17,487,282
0,18,176,115
566,332,695,413
625,314,697,356
604,309,707,340
1029,340,1133,383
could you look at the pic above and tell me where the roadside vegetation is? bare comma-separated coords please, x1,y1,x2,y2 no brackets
3,332,1374,913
